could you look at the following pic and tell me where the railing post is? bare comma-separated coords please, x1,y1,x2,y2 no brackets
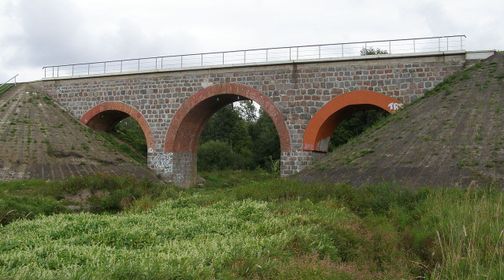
296,47,299,60
318,46,321,59
341,44,344,57
181,56,184,68
244,51,246,64
72,65,74,77
222,53,225,65
438,38,441,52
88,64,90,75
460,36,463,50
413,40,416,53
104,62,106,74
160,57,164,69
265,49,268,62
57,67,59,78
446,37,449,51
138,59,141,71
289,48,292,61
120,61,123,73
389,41,391,54
200,54,203,67
44,68,47,78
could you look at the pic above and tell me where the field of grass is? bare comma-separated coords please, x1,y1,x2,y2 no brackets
0,172,503,279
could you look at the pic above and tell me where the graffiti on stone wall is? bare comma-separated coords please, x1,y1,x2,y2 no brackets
150,152,173,175
388,102,404,111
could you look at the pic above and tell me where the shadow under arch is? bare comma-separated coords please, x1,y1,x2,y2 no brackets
165,83,291,153
80,101,155,150
303,90,402,152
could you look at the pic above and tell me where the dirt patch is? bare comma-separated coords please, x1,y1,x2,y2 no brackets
298,53,504,187
0,84,158,181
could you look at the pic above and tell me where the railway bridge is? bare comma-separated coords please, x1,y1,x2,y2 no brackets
41,35,491,186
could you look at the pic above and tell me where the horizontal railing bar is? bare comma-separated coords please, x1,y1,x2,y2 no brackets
42,35,466,69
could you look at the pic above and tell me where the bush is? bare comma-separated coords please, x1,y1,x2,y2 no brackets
360,47,389,56
198,140,241,171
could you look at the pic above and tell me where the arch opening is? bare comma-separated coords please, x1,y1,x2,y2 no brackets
80,102,154,163
164,83,291,185
304,90,401,152
198,100,281,172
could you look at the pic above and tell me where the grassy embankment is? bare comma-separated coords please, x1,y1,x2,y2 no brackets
0,83,14,97
0,172,502,279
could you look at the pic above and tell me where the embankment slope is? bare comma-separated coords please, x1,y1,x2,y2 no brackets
0,84,156,180
299,53,504,187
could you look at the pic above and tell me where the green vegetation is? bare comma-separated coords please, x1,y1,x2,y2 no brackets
0,172,502,279
97,128,147,164
199,103,280,172
199,102,384,171
0,83,14,96
360,47,389,56
0,175,174,225
113,118,148,159
329,109,386,151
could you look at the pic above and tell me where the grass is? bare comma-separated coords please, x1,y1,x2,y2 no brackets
424,189,504,279
0,171,503,279
0,84,14,97
93,118,148,164
0,175,177,225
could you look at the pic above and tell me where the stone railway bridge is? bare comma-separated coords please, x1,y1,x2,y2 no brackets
40,41,487,186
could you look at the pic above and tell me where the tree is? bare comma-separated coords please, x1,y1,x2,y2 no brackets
329,109,386,151
235,100,257,122
199,104,255,170
249,109,280,171
199,103,281,172
360,47,389,56
200,104,252,152
197,140,240,171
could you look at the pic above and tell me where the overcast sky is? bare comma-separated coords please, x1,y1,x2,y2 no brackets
1,0,503,82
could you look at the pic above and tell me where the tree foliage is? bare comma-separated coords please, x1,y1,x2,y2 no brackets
360,47,389,56
198,103,278,172
329,109,386,151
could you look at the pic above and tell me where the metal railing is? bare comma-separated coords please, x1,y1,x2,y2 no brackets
0,74,18,90
42,35,466,79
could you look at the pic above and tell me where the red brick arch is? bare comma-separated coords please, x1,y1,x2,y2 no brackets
164,83,291,153
80,101,155,150
303,90,401,152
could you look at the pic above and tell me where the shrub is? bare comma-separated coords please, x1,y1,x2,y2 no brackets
198,140,242,171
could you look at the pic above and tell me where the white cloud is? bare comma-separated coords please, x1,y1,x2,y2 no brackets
0,0,503,82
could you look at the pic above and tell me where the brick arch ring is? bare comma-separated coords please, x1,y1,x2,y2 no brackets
303,90,402,152
164,83,291,153
80,101,155,150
